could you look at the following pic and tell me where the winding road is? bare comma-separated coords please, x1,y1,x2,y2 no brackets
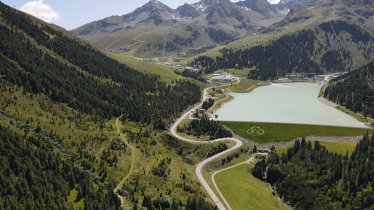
114,79,247,209
169,80,244,210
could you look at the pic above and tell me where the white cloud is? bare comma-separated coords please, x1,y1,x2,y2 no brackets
267,0,281,4
20,0,59,23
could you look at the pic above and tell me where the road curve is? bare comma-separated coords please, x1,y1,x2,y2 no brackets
169,81,243,210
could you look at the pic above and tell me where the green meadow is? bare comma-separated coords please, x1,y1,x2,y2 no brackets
222,121,371,143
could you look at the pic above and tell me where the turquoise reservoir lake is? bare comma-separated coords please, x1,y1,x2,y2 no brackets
215,83,368,128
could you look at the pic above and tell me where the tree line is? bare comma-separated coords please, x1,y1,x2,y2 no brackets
177,114,232,140
253,134,374,209
141,194,216,210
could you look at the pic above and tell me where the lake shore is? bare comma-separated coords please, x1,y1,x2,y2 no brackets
215,82,367,128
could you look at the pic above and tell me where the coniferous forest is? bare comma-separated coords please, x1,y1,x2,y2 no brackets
192,20,374,80
0,3,200,125
0,125,121,210
253,134,374,209
324,61,374,119
178,115,232,140
0,3,208,209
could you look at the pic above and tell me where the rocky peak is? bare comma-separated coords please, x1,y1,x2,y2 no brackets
140,0,175,14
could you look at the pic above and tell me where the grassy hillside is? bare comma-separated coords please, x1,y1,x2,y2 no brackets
107,53,182,83
215,164,288,210
0,2,202,125
0,81,224,209
0,3,218,209
0,124,121,209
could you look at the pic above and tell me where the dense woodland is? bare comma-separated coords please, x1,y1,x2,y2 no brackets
0,3,200,126
202,98,214,110
176,69,205,82
192,20,374,80
253,135,374,209
0,125,121,210
324,61,374,119
178,115,232,139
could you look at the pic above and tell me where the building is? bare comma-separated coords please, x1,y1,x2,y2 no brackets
210,74,237,83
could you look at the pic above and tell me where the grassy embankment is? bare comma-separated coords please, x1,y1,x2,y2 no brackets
215,164,289,210
229,79,264,93
222,121,372,143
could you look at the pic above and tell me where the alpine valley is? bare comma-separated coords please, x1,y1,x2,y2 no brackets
73,0,309,56
1,0,374,210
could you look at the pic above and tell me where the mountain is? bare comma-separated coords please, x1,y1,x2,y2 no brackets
192,0,374,79
76,0,177,37
324,61,374,119
73,0,287,56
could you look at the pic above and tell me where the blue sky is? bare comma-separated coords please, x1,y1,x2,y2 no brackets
1,0,279,30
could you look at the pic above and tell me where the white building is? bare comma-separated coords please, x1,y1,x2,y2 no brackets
210,74,237,83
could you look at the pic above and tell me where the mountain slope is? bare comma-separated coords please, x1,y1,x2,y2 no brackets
73,0,286,56
0,2,220,209
192,0,374,79
324,62,374,119
237,0,276,16
0,125,121,209
0,2,200,125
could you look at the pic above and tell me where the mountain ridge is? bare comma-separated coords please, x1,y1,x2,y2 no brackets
191,0,374,79
72,0,306,56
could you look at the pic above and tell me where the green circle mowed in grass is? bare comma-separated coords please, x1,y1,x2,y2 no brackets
246,126,265,136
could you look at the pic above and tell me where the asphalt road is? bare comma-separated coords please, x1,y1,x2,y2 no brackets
169,81,243,210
